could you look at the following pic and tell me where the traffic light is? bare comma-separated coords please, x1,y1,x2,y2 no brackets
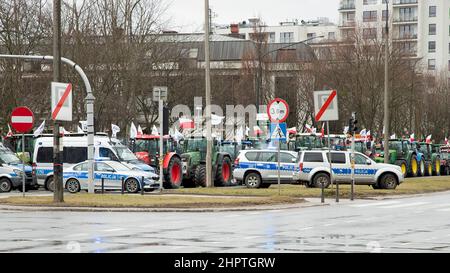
348,112,358,135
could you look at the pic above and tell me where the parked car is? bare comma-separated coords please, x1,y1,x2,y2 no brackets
33,133,154,190
294,150,404,189
233,149,298,188
44,159,160,193
0,143,37,192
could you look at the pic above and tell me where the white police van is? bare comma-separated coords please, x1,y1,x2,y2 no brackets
33,133,153,189
0,143,37,192
294,150,404,189
233,149,298,188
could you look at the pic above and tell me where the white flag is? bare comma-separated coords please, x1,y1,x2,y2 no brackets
111,124,120,138
245,126,250,137
343,126,349,135
138,125,143,135
33,120,46,137
390,134,396,139
151,125,159,136
130,122,137,139
77,126,84,133
172,127,184,141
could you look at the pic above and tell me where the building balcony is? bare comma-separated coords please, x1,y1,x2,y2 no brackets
392,34,418,41
393,16,418,24
338,21,356,28
393,0,418,7
339,3,355,11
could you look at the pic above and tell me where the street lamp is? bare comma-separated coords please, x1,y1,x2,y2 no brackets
383,0,390,163
254,35,325,112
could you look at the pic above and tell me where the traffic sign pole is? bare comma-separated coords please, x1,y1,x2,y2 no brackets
22,133,25,197
327,121,332,201
277,124,281,196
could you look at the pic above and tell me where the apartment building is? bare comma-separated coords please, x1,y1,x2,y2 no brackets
215,17,339,44
339,0,450,73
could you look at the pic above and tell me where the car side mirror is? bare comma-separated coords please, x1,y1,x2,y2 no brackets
366,159,372,165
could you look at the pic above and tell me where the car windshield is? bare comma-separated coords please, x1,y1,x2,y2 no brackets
0,149,21,164
388,141,402,152
106,161,132,171
113,145,138,161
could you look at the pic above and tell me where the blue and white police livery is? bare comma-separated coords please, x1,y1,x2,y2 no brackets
294,151,404,189
233,150,298,188
45,160,160,193
0,143,37,192
33,134,155,188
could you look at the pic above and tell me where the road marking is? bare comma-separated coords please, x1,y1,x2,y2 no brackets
349,201,401,208
244,236,263,240
379,202,429,209
323,223,336,227
436,208,450,212
102,228,124,232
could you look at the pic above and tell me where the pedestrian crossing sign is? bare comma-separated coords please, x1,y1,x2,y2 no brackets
270,123,287,142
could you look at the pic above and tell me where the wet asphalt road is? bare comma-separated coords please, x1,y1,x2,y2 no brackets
1,191,450,253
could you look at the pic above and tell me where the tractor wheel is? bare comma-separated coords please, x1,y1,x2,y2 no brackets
433,158,441,176
425,161,432,176
418,160,425,177
194,165,207,187
395,160,407,177
215,157,232,187
408,155,419,177
163,157,183,189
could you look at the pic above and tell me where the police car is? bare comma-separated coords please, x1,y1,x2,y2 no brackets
294,150,404,189
45,160,160,194
233,149,298,188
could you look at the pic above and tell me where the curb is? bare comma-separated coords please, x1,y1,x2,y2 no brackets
0,201,327,213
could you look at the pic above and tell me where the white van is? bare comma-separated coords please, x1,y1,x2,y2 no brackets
33,133,154,189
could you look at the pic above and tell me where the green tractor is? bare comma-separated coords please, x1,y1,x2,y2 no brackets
374,139,423,178
418,142,441,176
180,137,233,187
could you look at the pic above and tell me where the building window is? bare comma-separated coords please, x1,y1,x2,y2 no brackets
382,10,388,21
429,41,436,53
429,6,436,17
363,11,377,22
428,59,436,70
448,60,450,71
429,24,436,35
307,32,317,41
280,32,294,43
364,0,377,5
328,32,336,40
363,28,377,39
269,33,276,43
399,24,417,38
399,7,417,22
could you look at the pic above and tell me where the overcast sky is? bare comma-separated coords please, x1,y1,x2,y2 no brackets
165,0,340,33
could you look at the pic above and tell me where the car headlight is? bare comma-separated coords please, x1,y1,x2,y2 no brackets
13,169,24,177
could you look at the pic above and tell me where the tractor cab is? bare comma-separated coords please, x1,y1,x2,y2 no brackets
133,135,179,167
293,133,323,151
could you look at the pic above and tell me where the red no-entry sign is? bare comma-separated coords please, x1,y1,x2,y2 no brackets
10,106,34,133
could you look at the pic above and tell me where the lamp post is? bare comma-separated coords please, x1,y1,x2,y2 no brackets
255,35,324,112
383,0,390,163
204,0,212,187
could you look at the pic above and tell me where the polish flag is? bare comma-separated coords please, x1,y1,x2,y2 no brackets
426,135,432,144
320,123,325,138
6,124,13,137
445,137,449,145
179,117,194,129
254,126,263,136
305,124,313,133
287,127,297,135
410,133,415,142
